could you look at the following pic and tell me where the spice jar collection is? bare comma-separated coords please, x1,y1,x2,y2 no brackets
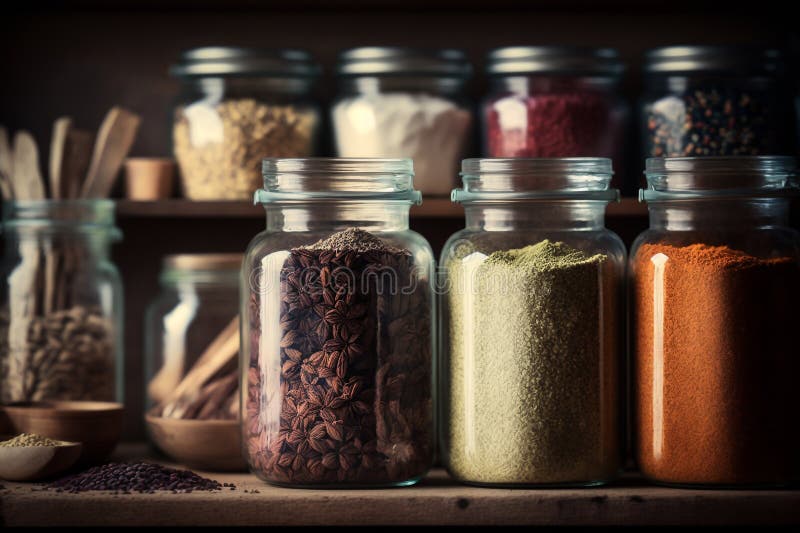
2,43,800,496
161,44,799,198
1,155,798,492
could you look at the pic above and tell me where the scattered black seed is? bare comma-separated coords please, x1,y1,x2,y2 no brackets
44,462,235,493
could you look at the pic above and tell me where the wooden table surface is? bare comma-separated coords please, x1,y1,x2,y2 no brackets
1,445,798,526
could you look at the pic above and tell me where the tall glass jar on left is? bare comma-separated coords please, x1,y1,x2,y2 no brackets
0,200,123,403
171,47,322,200
242,158,435,488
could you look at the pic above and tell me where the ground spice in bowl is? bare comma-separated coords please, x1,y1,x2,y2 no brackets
0,433,64,447
633,243,800,486
445,240,619,485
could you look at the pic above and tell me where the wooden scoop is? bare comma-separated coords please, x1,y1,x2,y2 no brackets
0,126,13,194
81,107,140,198
11,131,45,200
49,117,72,199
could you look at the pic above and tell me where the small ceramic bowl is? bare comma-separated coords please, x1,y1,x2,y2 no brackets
146,415,245,472
0,437,82,481
2,401,124,464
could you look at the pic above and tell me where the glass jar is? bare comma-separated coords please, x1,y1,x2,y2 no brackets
331,47,473,197
482,47,628,188
440,158,624,487
242,158,435,487
632,156,800,487
641,47,796,162
0,200,123,403
145,254,241,419
171,47,321,200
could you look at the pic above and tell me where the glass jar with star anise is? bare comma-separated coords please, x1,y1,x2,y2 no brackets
242,158,435,487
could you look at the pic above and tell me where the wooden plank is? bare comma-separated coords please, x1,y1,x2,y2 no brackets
114,198,647,219
0,445,797,526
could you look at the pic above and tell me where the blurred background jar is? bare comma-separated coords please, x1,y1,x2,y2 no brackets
145,253,241,419
331,47,473,196
0,200,123,403
170,47,321,200
482,47,628,189
640,46,796,163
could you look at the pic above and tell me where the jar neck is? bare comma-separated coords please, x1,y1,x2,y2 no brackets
648,199,790,230
490,74,618,95
185,76,314,99
464,201,608,231
3,228,114,259
266,202,411,232
338,75,466,97
644,73,777,93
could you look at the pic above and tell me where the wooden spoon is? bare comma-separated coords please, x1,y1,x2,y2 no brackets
0,172,13,200
0,440,82,481
11,131,45,200
49,117,72,200
0,126,13,187
81,107,140,198
61,128,93,199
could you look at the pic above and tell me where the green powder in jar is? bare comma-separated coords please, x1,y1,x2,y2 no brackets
0,433,64,447
446,239,619,485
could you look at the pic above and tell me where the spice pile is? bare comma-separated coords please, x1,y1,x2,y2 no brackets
45,463,231,494
0,433,64,447
246,228,432,485
644,89,773,157
634,243,799,485
446,240,619,485
173,98,317,200
485,92,616,157
332,94,471,196
0,306,114,402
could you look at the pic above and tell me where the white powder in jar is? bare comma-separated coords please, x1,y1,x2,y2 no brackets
332,93,472,196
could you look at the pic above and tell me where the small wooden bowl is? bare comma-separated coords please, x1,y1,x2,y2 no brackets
2,402,124,464
0,438,82,481
146,415,245,472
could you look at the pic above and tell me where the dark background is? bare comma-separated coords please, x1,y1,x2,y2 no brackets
1,0,798,439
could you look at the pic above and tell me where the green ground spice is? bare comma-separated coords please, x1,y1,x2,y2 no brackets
0,433,64,447
446,239,619,485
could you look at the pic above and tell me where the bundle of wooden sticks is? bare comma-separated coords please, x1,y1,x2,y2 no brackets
149,317,240,421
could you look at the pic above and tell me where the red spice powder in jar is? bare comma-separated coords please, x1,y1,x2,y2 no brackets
485,92,615,157
633,243,800,486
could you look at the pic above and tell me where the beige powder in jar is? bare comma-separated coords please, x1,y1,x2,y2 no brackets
173,98,317,200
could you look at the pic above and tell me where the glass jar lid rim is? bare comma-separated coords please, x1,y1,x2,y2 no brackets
337,47,472,77
462,157,613,176
644,45,783,74
163,253,243,272
2,199,117,225
256,158,421,205
486,46,624,76
170,47,321,77
454,158,617,203
642,156,798,200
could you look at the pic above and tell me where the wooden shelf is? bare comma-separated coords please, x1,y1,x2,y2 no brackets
1,445,797,526
114,198,647,219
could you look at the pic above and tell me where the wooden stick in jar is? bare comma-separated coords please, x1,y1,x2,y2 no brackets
160,316,239,418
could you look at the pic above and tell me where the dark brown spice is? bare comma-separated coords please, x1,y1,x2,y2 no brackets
245,228,432,486
45,462,230,494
